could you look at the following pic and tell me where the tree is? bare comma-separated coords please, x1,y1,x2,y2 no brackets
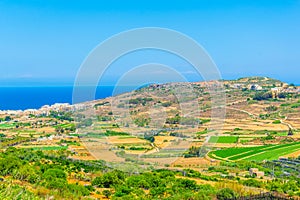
67,184,90,196
253,92,272,101
216,188,236,200
266,181,283,192
126,175,150,189
103,190,112,198
12,164,39,183
4,116,11,121
282,180,298,193
55,126,64,134
278,93,286,99
288,128,293,136
184,146,201,158
0,156,22,176
242,179,263,188
92,170,126,188
43,168,67,181
46,178,68,191
175,178,197,190
149,186,166,198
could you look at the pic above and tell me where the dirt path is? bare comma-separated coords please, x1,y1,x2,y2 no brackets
225,107,258,118
186,99,248,117
279,112,294,130
145,143,159,154
226,106,294,131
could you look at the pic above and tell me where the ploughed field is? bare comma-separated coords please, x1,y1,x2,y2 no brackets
209,142,300,161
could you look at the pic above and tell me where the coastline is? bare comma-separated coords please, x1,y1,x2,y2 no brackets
0,77,299,112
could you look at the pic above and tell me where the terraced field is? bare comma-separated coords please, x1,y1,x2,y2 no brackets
208,136,238,144
209,142,300,161
0,123,16,129
22,146,68,151
55,123,75,129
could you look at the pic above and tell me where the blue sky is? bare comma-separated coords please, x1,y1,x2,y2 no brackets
0,0,300,86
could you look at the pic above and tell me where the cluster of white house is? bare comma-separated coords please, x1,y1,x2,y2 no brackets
230,83,263,91
230,83,300,93
0,103,88,116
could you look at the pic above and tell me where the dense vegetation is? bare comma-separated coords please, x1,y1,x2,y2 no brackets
1,145,297,199
0,147,104,199
0,148,237,199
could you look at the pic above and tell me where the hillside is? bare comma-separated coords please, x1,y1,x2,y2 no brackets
1,76,300,199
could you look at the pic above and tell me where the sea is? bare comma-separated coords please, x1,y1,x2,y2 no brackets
0,86,136,111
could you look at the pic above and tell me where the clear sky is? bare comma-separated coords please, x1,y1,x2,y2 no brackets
0,0,300,86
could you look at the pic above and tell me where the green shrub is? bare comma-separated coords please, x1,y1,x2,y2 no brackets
216,188,236,200
272,120,281,124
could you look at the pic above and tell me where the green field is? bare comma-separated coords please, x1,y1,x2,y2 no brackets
0,123,16,129
275,132,288,136
55,123,75,128
209,142,300,161
29,146,68,151
93,123,117,129
208,136,238,144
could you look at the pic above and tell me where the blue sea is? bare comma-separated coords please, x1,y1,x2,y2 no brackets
0,86,136,110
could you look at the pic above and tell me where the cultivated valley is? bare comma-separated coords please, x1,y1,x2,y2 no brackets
1,77,300,199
